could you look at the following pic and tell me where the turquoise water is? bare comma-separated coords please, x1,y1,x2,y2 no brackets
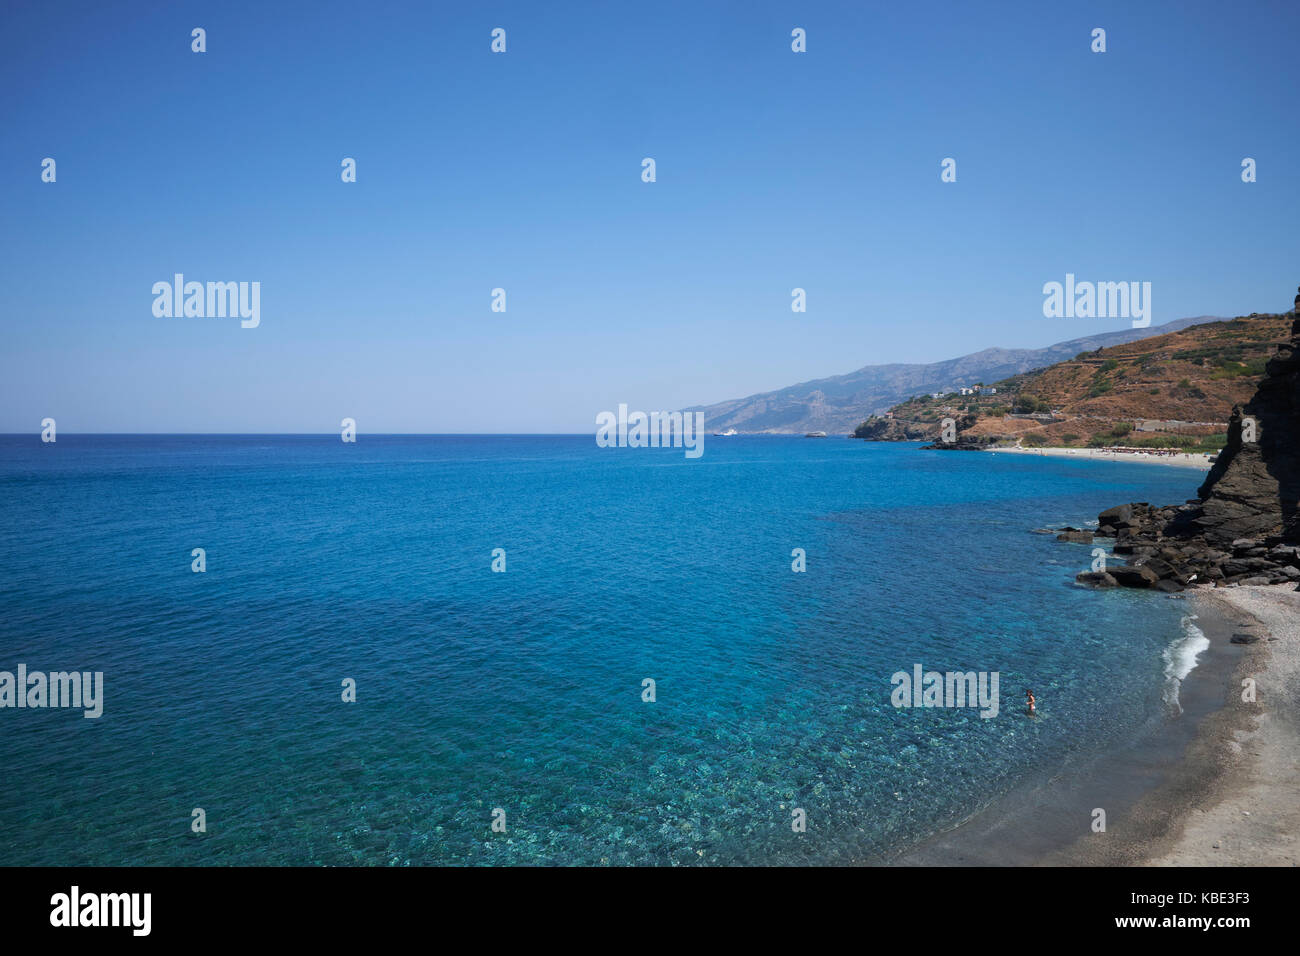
0,436,1202,865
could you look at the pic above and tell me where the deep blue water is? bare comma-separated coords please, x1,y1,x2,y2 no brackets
0,435,1204,865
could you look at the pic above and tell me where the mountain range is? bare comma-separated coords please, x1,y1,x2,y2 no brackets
684,317,1221,434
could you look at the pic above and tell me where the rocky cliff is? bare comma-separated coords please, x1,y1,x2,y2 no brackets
1073,285,1300,591
1190,293,1300,545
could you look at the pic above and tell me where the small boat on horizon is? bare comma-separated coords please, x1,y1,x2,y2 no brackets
713,428,739,436
804,431,827,438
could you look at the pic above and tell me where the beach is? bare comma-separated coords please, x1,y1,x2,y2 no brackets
1044,583,1300,866
985,445,1214,470
1142,585,1300,865
898,583,1300,866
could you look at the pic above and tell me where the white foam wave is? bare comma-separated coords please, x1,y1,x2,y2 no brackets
1162,614,1209,713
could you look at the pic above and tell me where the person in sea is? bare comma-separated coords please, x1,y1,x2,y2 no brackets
1026,689,1036,716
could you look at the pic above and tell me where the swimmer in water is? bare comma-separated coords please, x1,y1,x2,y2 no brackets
1026,689,1036,716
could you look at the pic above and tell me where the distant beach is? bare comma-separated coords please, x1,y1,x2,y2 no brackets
986,445,1214,470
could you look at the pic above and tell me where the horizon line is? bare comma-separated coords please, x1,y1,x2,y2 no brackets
0,431,829,437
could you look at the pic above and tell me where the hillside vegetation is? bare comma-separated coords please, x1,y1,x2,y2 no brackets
855,314,1291,451
688,316,1215,434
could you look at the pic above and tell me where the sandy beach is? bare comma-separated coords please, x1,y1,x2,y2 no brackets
986,445,1214,470
1027,583,1300,866
896,583,1300,867
1140,585,1300,865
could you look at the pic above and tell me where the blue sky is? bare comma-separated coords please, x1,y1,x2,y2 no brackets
2,0,1297,432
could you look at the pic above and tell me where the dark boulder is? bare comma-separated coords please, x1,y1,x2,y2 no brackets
1268,544,1300,565
1222,557,1277,577
1109,565,1160,588
1137,557,1179,580
1098,504,1134,527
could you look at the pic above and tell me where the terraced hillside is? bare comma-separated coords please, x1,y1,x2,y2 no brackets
856,313,1292,450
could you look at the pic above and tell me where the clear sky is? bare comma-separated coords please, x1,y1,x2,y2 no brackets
2,0,1297,432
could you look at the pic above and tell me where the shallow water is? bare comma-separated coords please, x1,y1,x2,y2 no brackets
0,435,1204,865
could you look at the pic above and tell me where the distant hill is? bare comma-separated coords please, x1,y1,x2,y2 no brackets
684,317,1219,434
858,313,1292,449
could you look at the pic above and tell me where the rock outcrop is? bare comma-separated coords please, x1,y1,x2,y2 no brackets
1072,285,1300,591
922,438,996,451
1189,292,1300,545
853,416,935,441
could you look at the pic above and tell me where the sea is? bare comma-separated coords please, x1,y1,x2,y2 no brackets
0,435,1208,865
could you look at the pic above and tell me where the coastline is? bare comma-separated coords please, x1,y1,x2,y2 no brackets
984,445,1214,470
1138,585,1300,865
891,584,1300,866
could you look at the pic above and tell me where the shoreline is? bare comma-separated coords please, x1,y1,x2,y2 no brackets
984,445,1214,470
890,583,1300,866
1137,585,1300,865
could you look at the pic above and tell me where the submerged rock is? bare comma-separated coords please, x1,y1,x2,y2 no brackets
1057,530,1094,543
1075,571,1118,588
